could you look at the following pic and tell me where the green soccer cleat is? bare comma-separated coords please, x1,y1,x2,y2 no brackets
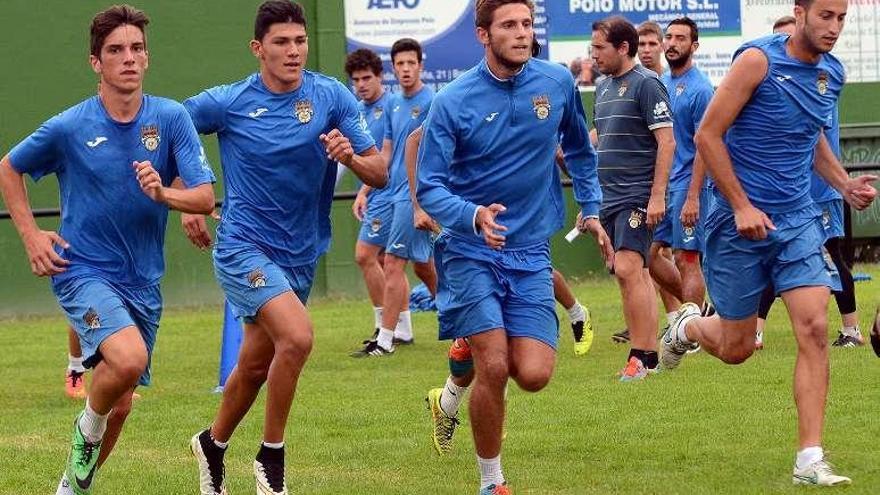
65,415,102,495
426,387,460,455
572,308,594,357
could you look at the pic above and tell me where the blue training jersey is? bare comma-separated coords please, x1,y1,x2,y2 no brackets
723,34,844,213
661,65,713,192
385,85,433,202
417,58,601,248
810,106,843,203
359,91,392,204
8,95,214,287
184,71,375,268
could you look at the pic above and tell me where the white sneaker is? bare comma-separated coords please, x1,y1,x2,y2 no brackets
660,303,701,370
55,474,74,495
755,330,764,350
254,458,288,494
792,459,852,486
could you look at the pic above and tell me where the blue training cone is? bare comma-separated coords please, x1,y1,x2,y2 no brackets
214,301,244,393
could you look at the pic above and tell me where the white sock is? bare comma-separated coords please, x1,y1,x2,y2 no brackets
78,400,108,444
213,437,228,449
394,310,413,340
666,311,677,327
675,318,693,344
796,446,824,469
262,441,284,449
440,376,468,416
68,355,86,373
565,301,586,323
842,325,861,338
477,454,505,489
372,307,383,330
377,328,394,350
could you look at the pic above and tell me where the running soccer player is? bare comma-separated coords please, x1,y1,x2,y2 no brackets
417,1,604,492
589,16,675,381
0,6,215,494
661,0,876,485
351,38,436,357
184,2,385,494
653,17,713,308
754,15,863,350
346,48,394,337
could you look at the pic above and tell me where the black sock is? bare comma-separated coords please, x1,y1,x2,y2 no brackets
629,349,659,369
257,443,285,464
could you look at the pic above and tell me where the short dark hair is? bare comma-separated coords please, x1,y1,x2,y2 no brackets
391,38,422,63
795,0,815,9
255,1,307,41
593,16,638,58
345,48,383,77
773,15,797,31
637,21,662,41
90,5,149,58
667,17,699,42
475,0,534,30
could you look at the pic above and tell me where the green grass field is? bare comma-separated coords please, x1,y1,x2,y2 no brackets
1,267,879,494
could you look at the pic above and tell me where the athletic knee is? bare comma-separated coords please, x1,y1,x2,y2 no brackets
238,360,270,386
476,354,509,387
276,329,314,362
614,257,643,283
383,257,407,278
354,248,376,269
511,366,552,392
718,345,754,365
796,314,829,350
112,354,148,386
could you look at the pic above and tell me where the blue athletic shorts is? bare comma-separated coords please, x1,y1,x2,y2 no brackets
386,200,433,263
817,199,845,239
704,204,833,320
600,205,653,267
357,199,393,247
653,189,708,252
433,233,559,349
214,243,316,323
53,276,161,386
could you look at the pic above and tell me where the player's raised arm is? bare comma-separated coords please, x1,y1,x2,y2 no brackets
695,47,775,240
323,81,387,188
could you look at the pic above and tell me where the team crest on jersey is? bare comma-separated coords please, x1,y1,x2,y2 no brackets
247,268,267,288
618,81,629,97
371,217,382,233
373,107,384,120
410,106,421,119
676,83,686,96
83,308,101,330
817,71,829,95
140,125,160,152
532,95,551,120
294,100,313,124
683,226,695,237
822,209,831,226
628,210,643,229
